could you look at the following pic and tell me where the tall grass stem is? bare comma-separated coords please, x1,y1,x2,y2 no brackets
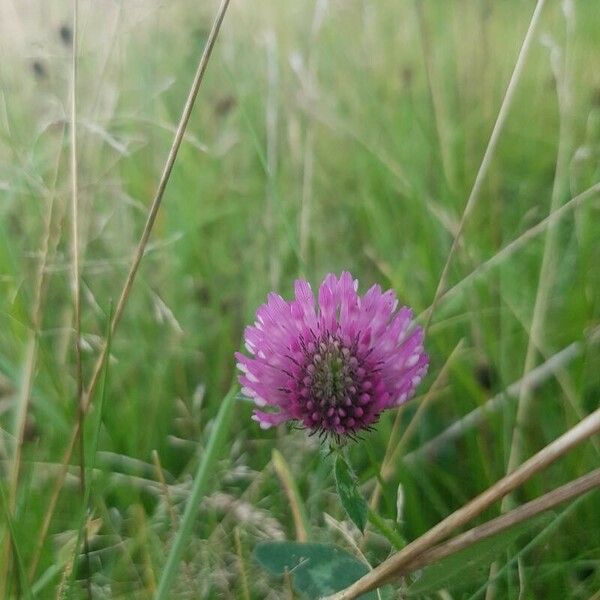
27,0,232,578
425,0,546,330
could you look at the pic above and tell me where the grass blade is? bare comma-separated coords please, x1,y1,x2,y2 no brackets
154,385,237,600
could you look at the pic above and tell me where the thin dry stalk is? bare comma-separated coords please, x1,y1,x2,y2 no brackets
299,0,327,265
389,468,600,580
299,126,314,265
386,340,464,475
504,4,574,483
265,28,279,288
27,0,232,581
486,19,576,598
8,130,65,502
84,0,231,408
427,182,600,317
1,133,65,600
134,505,157,595
425,0,546,330
68,4,92,596
323,407,600,599
414,0,456,190
503,297,600,456
69,0,85,494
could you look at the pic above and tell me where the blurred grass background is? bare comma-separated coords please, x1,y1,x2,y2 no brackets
0,0,599,597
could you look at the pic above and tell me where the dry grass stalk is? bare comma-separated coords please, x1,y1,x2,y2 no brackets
433,181,600,318
485,18,576,598
27,0,232,581
323,407,600,599
425,0,546,330
68,0,85,495
68,3,91,597
505,2,575,481
1,132,66,599
388,467,600,581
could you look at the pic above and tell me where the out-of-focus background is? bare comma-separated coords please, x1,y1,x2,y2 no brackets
0,0,599,598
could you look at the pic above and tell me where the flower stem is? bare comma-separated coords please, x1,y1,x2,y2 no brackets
367,509,406,550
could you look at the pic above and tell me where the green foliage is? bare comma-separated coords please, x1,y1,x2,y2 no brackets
0,0,599,597
334,453,368,533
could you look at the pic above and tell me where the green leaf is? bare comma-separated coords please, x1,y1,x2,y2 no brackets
334,454,368,533
254,541,377,599
406,513,553,596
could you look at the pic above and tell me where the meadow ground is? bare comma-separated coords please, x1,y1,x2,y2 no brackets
0,0,599,598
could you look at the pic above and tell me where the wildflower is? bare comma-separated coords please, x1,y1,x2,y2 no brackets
236,272,428,439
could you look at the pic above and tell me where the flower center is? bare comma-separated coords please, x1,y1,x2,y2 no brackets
295,333,377,436
311,339,350,405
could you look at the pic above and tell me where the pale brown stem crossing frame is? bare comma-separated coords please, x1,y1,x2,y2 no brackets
27,0,232,580
424,0,546,330
384,468,600,582
323,407,600,599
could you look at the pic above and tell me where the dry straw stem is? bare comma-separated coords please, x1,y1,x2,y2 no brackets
505,3,575,480
8,127,65,504
323,407,600,599
384,340,464,477
264,29,279,288
299,0,327,265
425,0,546,330
151,449,178,530
84,0,231,410
1,125,66,600
430,181,600,316
27,0,232,581
503,297,600,456
387,467,600,581
69,0,85,496
486,20,576,597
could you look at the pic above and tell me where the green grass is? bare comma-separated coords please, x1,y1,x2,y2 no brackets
0,0,599,598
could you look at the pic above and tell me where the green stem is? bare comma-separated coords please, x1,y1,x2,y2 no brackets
368,509,406,551
155,386,237,599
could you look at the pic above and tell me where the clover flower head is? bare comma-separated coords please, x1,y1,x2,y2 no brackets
236,272,428,440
